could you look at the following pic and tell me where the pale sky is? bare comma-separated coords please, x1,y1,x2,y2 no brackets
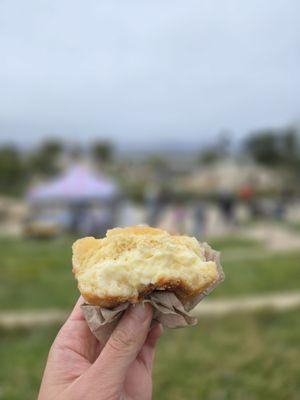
0,0,299,147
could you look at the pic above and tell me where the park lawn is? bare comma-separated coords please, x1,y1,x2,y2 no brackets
0,237,78,310
1,236,299,399
208,235,262,250
289,221,300,233
0,237,300,309
0,309,299,400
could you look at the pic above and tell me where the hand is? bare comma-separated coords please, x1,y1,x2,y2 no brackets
38,297,163,400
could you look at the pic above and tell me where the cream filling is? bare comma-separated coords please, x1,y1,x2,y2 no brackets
76,247,218,299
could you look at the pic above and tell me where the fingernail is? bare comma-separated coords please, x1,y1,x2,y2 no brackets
131,303,152,322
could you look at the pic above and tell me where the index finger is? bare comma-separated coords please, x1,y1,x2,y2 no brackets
67,296,85,322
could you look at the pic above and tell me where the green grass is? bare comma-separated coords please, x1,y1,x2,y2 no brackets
0,326,54,400
208,235,262,251
0,237,78,309
0,309,299,400
1,236,300,399
1,237,300,309
215,250,300,298
288,221,300,233
154,309,300,400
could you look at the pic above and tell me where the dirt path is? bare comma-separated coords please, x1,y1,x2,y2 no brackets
0,309,68,328
192,291,300,316
1,291,300,328
245,224,300,251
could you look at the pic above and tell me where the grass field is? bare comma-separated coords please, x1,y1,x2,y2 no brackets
0,310,299,400
1,236,300,309
0,235,300,399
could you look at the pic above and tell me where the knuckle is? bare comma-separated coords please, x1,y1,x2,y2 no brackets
108,326,136,353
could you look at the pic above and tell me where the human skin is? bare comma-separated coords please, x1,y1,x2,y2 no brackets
38,297,163,400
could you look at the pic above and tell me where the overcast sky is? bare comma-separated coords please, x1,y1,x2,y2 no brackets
0,0,299,147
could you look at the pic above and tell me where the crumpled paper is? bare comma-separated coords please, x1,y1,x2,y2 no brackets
81,242,224,343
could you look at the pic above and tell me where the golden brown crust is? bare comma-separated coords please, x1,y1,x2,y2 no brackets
107,225,164,237
79,278,214,308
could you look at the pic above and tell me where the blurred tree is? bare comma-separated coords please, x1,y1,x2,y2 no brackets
146,155,168,170
245,127,300,170
198,131,232,165
0,146,27,195
198,149,220,164
28,140,63,176
280,128,300,170
244,130,281,166
92,141,113,164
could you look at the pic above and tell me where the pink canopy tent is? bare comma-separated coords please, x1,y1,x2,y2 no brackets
27,165,119,203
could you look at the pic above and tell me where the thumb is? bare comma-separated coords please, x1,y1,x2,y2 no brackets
90,303,153,383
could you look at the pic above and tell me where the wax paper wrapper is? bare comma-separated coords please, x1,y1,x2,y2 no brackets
81,243,224,343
